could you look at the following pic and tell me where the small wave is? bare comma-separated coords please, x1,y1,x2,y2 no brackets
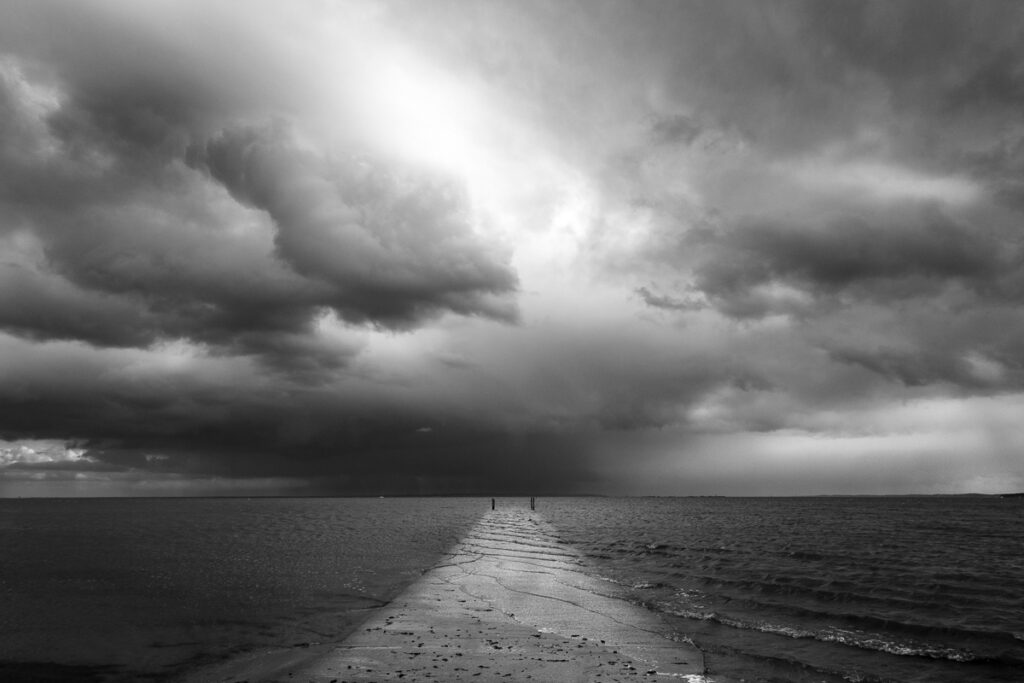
591,573,626,587
630,581,673,590
695,591,1024,651
817,628,975,662
662,607,777,635
658,606,1015,664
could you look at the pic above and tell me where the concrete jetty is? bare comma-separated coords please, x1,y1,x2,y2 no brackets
294,505,704,682
196,505,707,682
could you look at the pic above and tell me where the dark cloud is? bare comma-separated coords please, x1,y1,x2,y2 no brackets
803,2,1024,103
189,124,518,326
0,8,517,375
830,346,973,389
814,300,1024,392
689,206,1004,318
0,0,529,493
0,263,151,347
2,458,122,474
648,114,704,147
3,1,1024,495
0,323,613,494
635,286,704,312
944,48,1024,112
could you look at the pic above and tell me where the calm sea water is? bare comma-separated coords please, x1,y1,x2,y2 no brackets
3,496,1022,682
0,497,483,682
543,496,1024,683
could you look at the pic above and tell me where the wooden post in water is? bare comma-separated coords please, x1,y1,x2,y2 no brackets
530,496,535,510
491,498,495,510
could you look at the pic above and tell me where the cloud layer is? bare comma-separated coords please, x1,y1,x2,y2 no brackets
3,0,1024,496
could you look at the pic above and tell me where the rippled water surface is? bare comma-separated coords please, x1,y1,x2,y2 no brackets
4,496,1021,682
543,496,1024,682
0,497,483,681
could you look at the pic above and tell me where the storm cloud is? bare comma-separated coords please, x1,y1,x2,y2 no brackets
2,0,1024,496
0,1,517,361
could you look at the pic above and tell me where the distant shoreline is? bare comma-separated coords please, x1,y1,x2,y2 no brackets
3,492,1024,502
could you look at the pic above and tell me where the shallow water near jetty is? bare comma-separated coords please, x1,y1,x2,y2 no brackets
0,497,483,681
543,496,1024,682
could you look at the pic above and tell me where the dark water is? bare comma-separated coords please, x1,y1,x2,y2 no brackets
543,496,1024,682
4,496,1022,683
0,497,483,682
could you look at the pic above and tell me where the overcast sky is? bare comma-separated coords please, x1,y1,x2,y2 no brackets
2,0,1024,497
